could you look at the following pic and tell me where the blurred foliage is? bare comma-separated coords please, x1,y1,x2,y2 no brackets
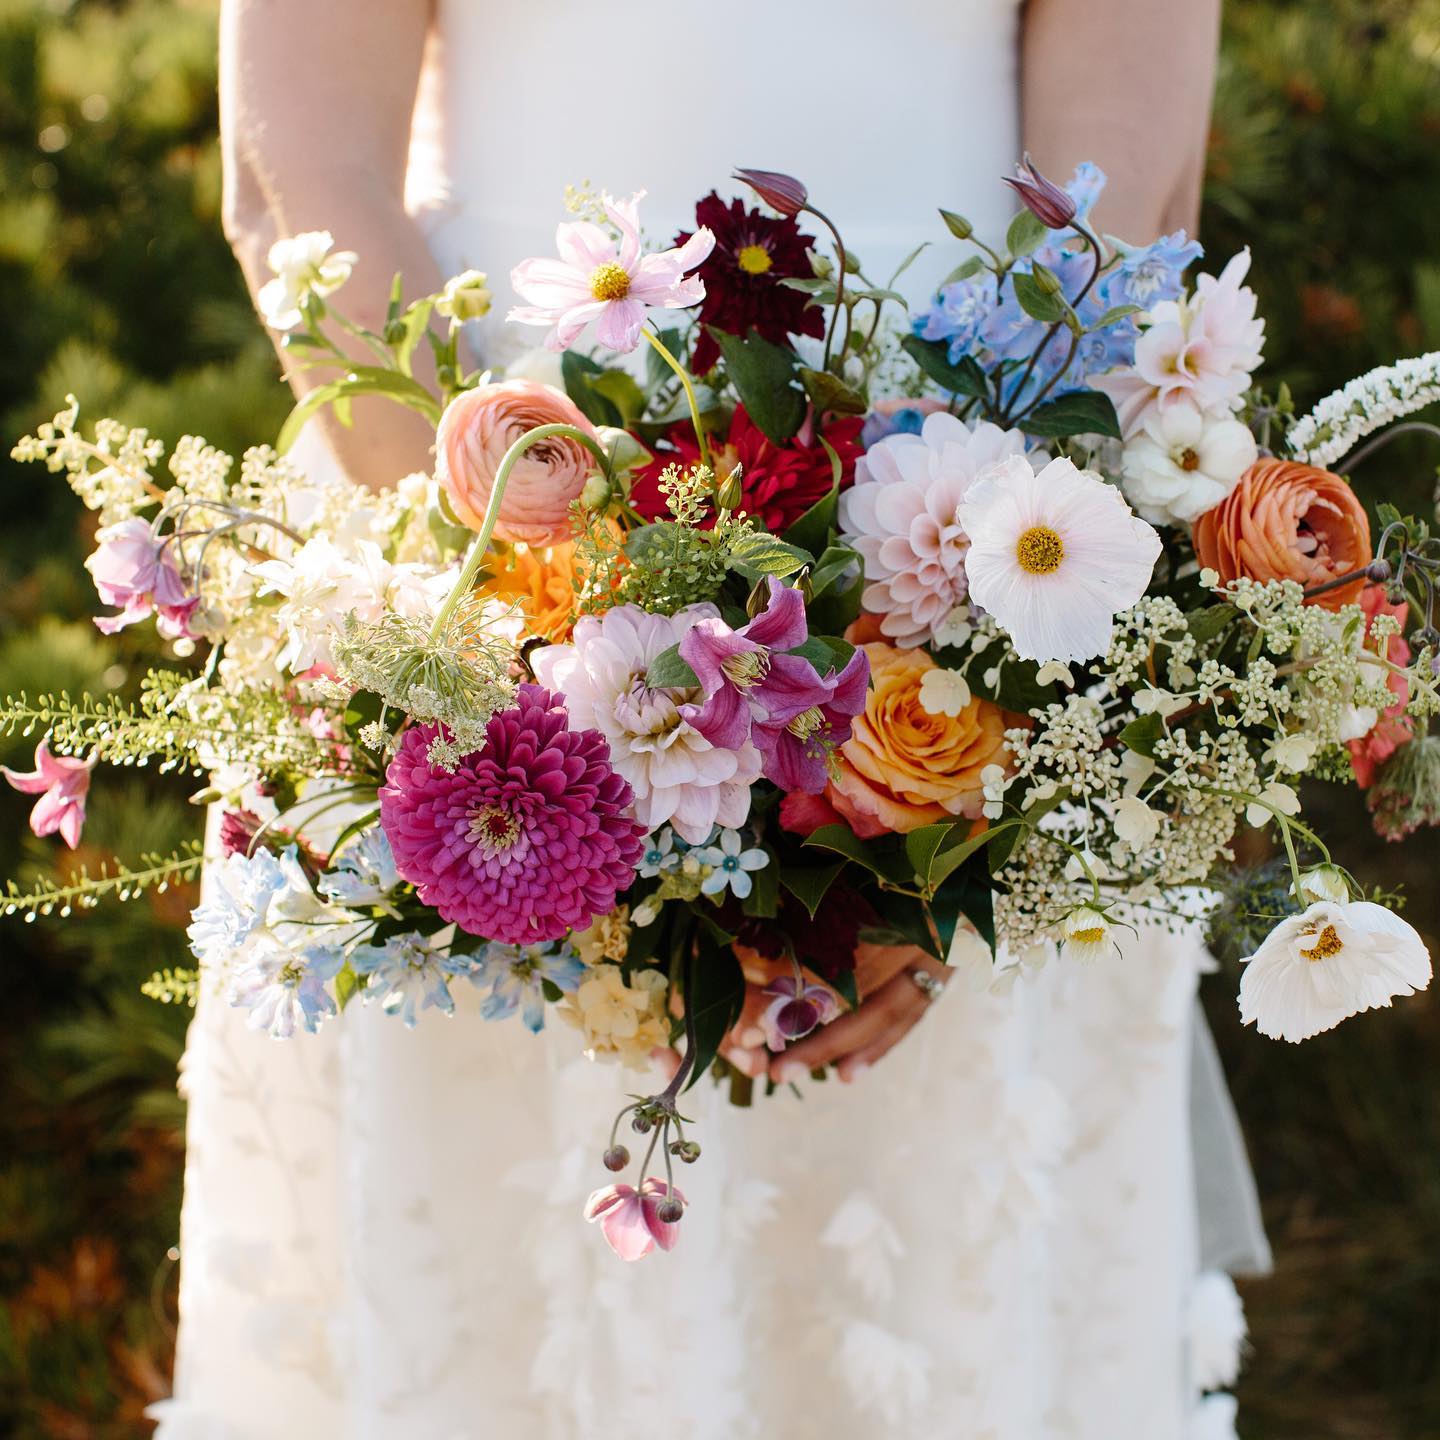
0,0,1436,1434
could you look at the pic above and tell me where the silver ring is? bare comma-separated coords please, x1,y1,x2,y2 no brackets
909,968,945,1003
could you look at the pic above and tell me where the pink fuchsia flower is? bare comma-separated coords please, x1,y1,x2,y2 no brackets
761,973,839,1050
583,1178,685,1261
2,740,94,849
85,519,198,639
436,380,600,546
508,191,715,353
378,685,646,944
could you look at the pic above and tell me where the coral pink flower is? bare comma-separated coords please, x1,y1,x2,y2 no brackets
583,1178,685,1261
1347,585,1413,788
436,380,599,546
2,740,94,849
509,191,715,354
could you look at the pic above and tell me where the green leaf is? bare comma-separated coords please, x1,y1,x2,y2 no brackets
741,847,781,918
646,327,685,388
886,241,930,289
778,276,840,299
334,963,363,1011
931,850,997,955
683,944,745,1091
899,335,990,400
940,255,989,286
905,821,964,890
928,819,1025,890
393,298,437,376
1006,208,1048,259
727,531,813,581
797,366,868,416
560,350,621,427
781,482,840,556
1089,303,1142,332
645,643,700,690
780,861,847,919
589,369,648,428
1021,389,1122,440
808,543,861,600
965,654,1056,715
277,367,442,452
863,889,943,959
709,327,806,443
1118,710,1165,758
1187,603,1238,644
783,633,856,677
803,824,913,887
1011,269,1068,324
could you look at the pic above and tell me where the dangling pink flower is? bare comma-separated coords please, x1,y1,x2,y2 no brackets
85,518,198,639
2,741,94,849
583,1178,685,1261
508,191,715,353
760,973,839,1050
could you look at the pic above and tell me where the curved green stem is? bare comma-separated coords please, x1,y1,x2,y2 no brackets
643,327,711,471
427,421,610,642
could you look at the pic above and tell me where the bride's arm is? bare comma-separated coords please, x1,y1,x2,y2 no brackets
220,0,442,490
1021,0,1221,238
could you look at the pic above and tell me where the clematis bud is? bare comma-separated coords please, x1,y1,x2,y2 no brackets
733,167,808,218
1002,153,1077,231
1031,261,1063,297
939,209,974,241
715,466,744,513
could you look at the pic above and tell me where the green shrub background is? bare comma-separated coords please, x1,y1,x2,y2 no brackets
0,0,1436,1433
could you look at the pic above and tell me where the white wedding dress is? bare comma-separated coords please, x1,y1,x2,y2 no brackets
153,3,1267,1436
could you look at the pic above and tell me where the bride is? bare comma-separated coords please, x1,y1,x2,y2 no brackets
153,1,1263,1436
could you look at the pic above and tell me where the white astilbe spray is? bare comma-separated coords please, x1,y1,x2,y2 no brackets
1288,351,1440,468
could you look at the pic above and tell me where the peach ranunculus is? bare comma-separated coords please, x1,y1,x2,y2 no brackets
1192,458,1371,610
435,379,599,547
481,541,581,642
827,638,1016,837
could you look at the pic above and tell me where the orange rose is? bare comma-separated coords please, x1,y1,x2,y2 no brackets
827,639,1016,837
481,541,581,641
436,379,598,547
1192,458,1371,610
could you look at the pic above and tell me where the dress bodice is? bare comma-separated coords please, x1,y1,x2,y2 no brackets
408,0,1024,339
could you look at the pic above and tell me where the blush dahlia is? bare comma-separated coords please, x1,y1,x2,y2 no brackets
379,685,645,944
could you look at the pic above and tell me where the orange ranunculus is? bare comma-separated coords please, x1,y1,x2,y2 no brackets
1192,458,1371,610
481,541,582,641
435,379,598,547
826,639,1016,837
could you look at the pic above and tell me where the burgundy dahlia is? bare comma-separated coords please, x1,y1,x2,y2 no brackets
379,685,645,944
677,192,824,374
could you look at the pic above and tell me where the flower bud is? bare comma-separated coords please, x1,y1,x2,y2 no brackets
593,425,651,473
436,268,493,321
670,1140,702,1164
715,467,744,513
580,473,612,510
383,318,408,346
1031,261,1063,297
1002,153,1077,231
733,167,808,218
842,249,861,275
1366,557,1393,583
630,1113,653,1135
1298,864,1350,906
939,208,974,241
653,1194,685,1225
808,249,834,280
631,896,661,927
603,1144,631,1172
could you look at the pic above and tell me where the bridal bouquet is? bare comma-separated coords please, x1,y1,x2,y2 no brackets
7,159,1439,1260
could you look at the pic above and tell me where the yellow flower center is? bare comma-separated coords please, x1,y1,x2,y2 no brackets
468,804,520,853
786,705,827,741
722,650,771,688
736,243,774,276
1070,926,1107,945
1299,923,1344,961
1015,525,1065,575
590,261,631,302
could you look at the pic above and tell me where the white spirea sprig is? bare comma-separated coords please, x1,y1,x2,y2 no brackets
1288,350,1440,468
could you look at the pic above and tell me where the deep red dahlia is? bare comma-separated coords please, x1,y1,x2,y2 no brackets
678,193,824,374
629,406,863,535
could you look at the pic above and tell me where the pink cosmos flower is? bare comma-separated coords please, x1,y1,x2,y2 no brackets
509,191,716,353
85,518,198,639
760,974,839,1050
2,740,94,849
583,1178,685,1261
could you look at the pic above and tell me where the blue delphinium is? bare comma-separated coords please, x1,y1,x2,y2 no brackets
910,164,1203,417
187,845,301,965
471,940,587,1033
227,940,345,1038
351,930,472,1028
319,827,402,916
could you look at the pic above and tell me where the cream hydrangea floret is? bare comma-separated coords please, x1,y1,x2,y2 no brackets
838,413,1037,647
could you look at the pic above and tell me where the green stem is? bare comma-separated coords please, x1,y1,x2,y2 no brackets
427,421,610,642
806,205,848,373
643,327,711,471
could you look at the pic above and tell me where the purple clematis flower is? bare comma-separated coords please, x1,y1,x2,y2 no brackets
85,518,199,639
2,740,94,849
761,974,839,1051
752,648,868,794
679,576,811,751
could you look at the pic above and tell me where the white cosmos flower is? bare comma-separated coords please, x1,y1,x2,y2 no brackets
257,231,357,330
1060,906,1114,962
958,456,1162,664
1119,399,1257,525
1238,899,1432,1043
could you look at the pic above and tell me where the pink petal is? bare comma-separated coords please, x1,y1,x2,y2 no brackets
604,191,645,272
592,298,647,353
509,257,593,309
601,1197,658,1261
28,788,68,840
1,765,51,796
58,800,85,850
583,1183,633,1221
554,220,618,274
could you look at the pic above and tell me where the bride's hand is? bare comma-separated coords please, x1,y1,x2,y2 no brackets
765,941,950,1086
